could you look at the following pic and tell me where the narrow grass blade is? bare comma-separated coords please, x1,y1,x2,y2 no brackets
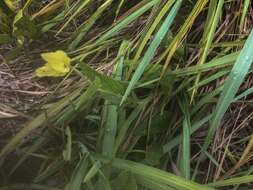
56,0,91,36
234,82,253,101
65,150,89,190
62,126,72,161
35,159,66,183
101,103,118,157
208,175,253,187
188,70,229,91
32,0,64,19
120,0,182,105
222,135,253,178
133,0,175,63
56,83,97,125
95,0,160,45
68,0,113,50
191,86,223,115
161,0,209,75
0,88,82,160
0,184,61,190
163,114,212,153
114,97,150,154
181,116,191,180
191,0,224,101
101,41,127,159
172,52,239,77
178,95,191,180
240,0,251,31
180,118,190,180
203,28,253,153
137,176,175,190
83,161,102,183
95,156,215,190
8,130,49,177
115,0,126,20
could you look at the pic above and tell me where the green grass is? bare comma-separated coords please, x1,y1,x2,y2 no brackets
1,0,253,189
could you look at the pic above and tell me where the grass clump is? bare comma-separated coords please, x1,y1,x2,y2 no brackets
1,0,253,189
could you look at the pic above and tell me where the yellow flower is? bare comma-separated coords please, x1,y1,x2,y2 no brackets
36,50,71,77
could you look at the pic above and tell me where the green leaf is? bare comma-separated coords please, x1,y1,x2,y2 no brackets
83,161,102,183
178,95,191,180
63,127,72,161
96,156,214,190
65,152,89,190
78,62,125,95
181,113,191,180
111,171,138,190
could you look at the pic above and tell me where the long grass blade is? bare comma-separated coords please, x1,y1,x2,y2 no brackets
191,0,224,102
208,175,253,187
95,155,214,190
95,0,160,45
203,28,253,153
120,0,182,105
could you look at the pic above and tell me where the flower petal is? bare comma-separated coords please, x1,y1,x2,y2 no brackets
41,50,71,73
36,63,68,77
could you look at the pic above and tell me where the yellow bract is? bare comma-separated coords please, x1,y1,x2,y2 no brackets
36,50,71,77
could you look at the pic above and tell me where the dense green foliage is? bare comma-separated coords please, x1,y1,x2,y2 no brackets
1,0,253,189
